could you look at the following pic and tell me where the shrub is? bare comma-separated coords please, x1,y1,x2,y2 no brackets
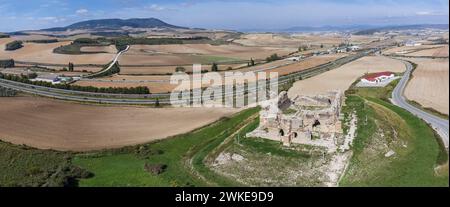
266,53,280,62
175,66,186,72
211,63,218,72
144,163,167,175
0,59,15,68
27,73,38,79
135,145,163,159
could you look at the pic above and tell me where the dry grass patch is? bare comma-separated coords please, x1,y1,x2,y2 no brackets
0,41,114,64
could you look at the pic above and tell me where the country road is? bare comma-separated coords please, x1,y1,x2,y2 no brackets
391,59,449,150
82,45,130,79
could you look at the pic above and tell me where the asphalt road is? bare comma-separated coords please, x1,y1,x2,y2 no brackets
391,59,449,149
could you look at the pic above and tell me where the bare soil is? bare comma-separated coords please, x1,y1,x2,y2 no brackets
0,96,238,151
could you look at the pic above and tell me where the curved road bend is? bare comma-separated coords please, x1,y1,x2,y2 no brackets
82,45,130,79
391,59,449,150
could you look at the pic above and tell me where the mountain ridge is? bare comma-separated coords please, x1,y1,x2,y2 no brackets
40,18,188,32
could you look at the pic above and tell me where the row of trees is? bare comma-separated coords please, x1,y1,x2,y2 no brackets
0,59,15,68
54,38,111,54
113,36,211,51
0,33,10,38
248,58,255,67
27,39,58,44
0,73,150,94
113,37,184,51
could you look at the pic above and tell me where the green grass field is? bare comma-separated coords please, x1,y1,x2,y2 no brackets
340,83,448,186
73,107,259,187
0,141,92,187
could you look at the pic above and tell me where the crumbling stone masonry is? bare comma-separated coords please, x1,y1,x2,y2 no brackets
247,91,344,152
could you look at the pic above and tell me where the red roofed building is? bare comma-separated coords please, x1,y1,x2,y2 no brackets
361,72,395,84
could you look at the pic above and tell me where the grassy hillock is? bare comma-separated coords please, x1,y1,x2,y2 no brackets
73,108,259,187
340,82,448,186
0,141,92,187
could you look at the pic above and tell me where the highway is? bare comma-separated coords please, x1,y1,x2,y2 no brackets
391,59,449,150
0,49,374,105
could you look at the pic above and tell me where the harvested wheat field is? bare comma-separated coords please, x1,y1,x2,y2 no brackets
234,33,376,48
0,96,238,151
383,44,447,55
407,45,449,57
79,54,347,93
74,74,216,93
11,34,57,41
267,54,348,76
74,76,178,93
288,56,405,97
403,58,449,115
119,44,293,66
0,37,12,46
235,33,339,48
0,40,114,65
132,44,293,59
80,45,117,54
120,63,243,75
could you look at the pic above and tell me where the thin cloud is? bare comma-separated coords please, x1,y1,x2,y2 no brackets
148,4,166,12
76,9,89,15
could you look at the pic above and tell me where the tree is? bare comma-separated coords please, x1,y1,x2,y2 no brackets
298,45,307,52
320,44,324,48
211,63,218,72
266,54,280,62
250,58,255,66
155,98,160,107
27,73,38,79
68,62,74,72
0,59,15,68
175,66,186,73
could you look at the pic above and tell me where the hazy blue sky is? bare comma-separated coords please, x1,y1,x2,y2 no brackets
0,0,448,32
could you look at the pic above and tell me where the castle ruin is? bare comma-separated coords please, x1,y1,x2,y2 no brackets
247,91,344,152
